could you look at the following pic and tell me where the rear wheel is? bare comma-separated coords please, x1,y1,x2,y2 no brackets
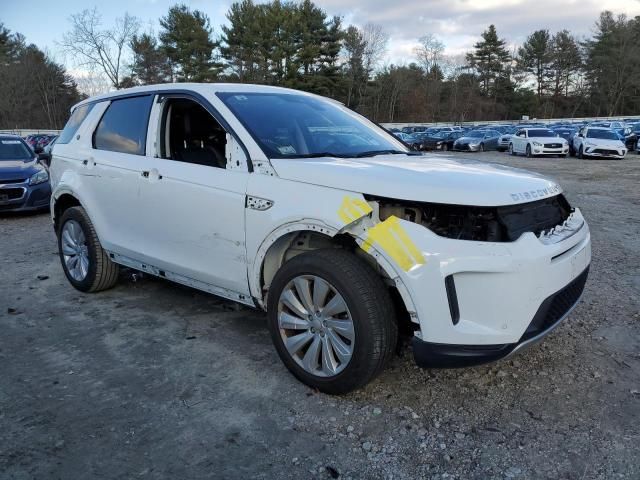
267,249,397,394
57,206,119,292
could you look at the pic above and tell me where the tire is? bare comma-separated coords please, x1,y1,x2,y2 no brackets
559,154,567,158
267,249,397,395
526,144,533,158
508,143,515,156
479,143,485,152
578,146,584,159
442,143,448,151
57,206,119,292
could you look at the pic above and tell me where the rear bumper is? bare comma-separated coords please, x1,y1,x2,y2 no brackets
412,265,589,368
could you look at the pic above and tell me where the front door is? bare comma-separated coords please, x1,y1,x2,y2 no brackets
137,95,250,295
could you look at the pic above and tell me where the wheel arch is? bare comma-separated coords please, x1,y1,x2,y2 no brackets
52,190,83,232
249,220,419,330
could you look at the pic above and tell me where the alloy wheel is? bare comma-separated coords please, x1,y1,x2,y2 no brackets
277,275,354,377
61,220,90,281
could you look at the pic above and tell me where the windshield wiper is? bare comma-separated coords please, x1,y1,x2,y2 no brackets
280,152,351,159
353,149,413,158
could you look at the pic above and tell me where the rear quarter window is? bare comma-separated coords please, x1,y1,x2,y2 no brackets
93,95,153,155
57,103,95,144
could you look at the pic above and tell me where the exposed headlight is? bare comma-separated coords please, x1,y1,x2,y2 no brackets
29,168,49,185
532,141,543,147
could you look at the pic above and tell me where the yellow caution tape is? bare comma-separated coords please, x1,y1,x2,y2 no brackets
338,196,373,224
362,216,425,272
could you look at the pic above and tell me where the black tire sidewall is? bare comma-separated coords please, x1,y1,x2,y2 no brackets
57,207,99,292
267,251,392,394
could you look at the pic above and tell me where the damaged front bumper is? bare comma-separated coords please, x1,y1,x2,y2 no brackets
361,208,591,367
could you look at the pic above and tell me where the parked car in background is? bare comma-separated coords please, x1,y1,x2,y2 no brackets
0,134,51,212
509,128,569,158
421,131,465,151
39,136,58,166
393,132,422,150
452,129,501,152
497,127,518,151
572,127,627,159
49,83,591,394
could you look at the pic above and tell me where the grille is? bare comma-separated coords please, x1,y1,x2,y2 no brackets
0,188,26,200
592,149,618,155
520,266,589,342
455,143,470,151
544,143,562,148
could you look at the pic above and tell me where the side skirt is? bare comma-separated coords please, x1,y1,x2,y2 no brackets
108,251,256,308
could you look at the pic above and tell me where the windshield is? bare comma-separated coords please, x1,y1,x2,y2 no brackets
0,138,33,160
528,129,556,137
587,129,619,140
218,92,405,158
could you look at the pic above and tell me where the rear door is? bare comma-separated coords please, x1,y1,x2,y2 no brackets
86,94,157,256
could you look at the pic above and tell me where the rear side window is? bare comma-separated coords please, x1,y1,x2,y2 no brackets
93,95,153,155
57,103,95,144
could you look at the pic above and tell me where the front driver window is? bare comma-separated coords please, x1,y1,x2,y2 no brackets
160,98,227,169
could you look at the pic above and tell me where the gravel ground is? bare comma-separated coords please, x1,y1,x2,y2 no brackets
1,151,639,480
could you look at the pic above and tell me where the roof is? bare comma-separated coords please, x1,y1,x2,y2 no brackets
72,82,324,111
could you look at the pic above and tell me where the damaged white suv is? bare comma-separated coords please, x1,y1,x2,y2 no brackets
50,84,591,394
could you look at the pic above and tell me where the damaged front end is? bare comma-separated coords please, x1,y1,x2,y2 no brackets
365,194,574,243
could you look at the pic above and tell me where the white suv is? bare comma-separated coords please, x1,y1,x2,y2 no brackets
572,126,627,159
50,84,591,394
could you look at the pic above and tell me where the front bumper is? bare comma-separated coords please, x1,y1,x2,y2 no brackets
583,147,626,159
412,265,589,367
0,181,51,213
453,144,481,152
376,209,591,364
531,146,569,156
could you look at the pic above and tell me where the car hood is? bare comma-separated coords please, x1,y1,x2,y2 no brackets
584,139,625,148
0,158,40,180
454,137,484,144
530,137,566,143
270,154,562,207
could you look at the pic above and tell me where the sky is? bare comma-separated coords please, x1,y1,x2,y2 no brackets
4,0,640,70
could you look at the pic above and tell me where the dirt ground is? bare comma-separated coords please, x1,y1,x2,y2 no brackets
1,151,639,480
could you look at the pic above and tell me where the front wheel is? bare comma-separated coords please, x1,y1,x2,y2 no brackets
57,206,119,292
479,143,485,152
578,146,585,159
508,143,515,156
526,144,533,158
267,249,397,395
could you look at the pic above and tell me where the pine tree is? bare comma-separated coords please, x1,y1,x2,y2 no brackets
517,29,553,98
159,4,221,82
466,25,511,96
127,33,171,85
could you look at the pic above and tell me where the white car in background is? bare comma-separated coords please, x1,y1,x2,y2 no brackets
49,83,591,394
572,127,627,159
508,128,569,157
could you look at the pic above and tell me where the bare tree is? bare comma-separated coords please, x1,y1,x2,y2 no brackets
414,34,445,73
60,8,140,89
362,23,388,76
